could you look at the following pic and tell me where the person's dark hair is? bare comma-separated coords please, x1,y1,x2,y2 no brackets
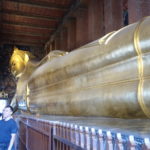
5,105,14,112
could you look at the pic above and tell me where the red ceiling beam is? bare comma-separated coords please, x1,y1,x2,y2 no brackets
2,23,53,36
1,10,60,21
2,32,49,41
1,39,44,47
2,13,58,28
1,30,49,40
2,20,55,30
2,1,66,18
4,0,69,10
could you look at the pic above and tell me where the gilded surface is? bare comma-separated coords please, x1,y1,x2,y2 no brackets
10,47,35,78
10,17,150,118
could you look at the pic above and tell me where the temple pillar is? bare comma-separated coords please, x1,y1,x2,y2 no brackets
60,27,68,51
67,18,76,51
88,0,105,41
104,0,123,34
51,40,55,51
75,8,89,48
54,34,61,50
128,0,150,23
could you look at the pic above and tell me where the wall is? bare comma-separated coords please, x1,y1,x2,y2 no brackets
128,0,150,23
46,0,150,54
0,45,16,99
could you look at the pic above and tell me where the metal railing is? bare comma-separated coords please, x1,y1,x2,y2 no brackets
16,116,150,150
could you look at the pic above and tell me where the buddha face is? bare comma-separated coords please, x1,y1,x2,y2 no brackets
10,57,25,77
10,48,30,78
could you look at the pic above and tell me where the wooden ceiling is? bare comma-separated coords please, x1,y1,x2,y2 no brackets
0,0,81,47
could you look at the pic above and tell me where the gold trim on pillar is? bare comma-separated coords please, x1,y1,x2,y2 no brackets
134,17,150,118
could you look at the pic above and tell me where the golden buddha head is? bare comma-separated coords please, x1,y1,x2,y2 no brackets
10,47,34,78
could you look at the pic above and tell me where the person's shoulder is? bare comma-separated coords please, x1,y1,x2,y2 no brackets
9,118,18,127
9,118,17,124
0,119,5,122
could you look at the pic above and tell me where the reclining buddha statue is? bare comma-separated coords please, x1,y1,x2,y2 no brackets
10,16,150,118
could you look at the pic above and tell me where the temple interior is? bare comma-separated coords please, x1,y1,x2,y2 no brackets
0,0,150,150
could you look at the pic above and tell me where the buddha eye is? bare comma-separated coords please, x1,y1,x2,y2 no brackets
12,62,15,66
